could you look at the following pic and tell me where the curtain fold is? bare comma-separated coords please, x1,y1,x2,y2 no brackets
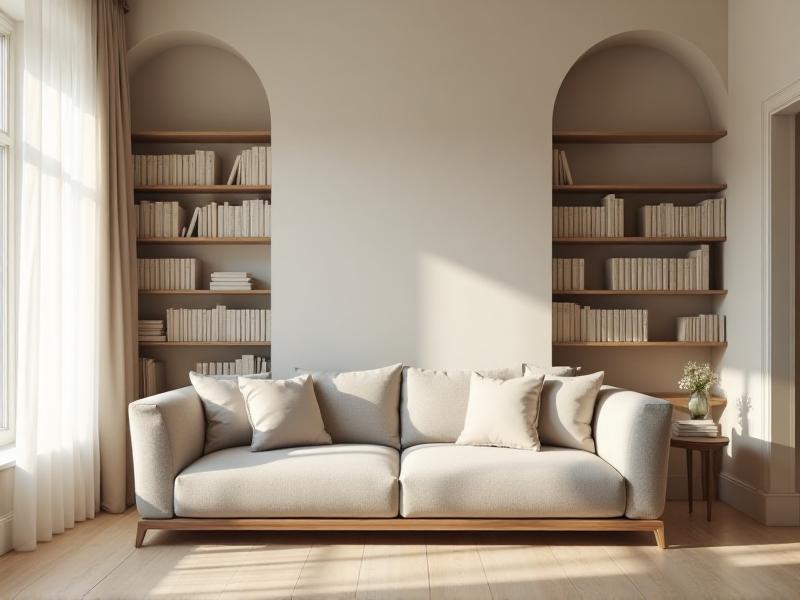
13,0,135,550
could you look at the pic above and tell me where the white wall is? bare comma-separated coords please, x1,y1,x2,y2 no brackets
126,0,727,378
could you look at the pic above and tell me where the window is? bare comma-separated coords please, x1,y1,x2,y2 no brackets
0,11,13,447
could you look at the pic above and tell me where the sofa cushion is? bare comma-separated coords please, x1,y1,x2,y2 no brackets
189,371,271,454
399,443,625,518
456,373,545,450
400,366,522,447
523,367,605,452
298,364,403,449
174,444,399,518
239,375,332,452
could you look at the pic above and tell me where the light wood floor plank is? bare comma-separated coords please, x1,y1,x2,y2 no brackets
426,544,492,600
218,543,311,600
548,543,644,599
292,543,365,600
356,544,429,600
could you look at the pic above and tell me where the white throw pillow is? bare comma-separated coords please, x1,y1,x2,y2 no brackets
523,366,604,452
239,374,332,452
455,372,545,450
189,371,271,454
523,364,580,377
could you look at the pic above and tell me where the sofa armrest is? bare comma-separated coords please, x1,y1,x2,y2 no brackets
129,386,205,519
593,386,672,519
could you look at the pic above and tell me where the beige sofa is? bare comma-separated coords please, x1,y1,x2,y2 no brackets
129,368,672,548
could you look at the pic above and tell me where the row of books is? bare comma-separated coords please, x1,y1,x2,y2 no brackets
135,201,186,238
553,194,624,237
553,303,649,342
672,420,719,437
133,150,221,186
165,306,271,342
677,314,727,342
139,319,166,342
138,258,199,291
210,272,253,291
138,357,165,398
552,149,574,185
606,246,710,290
194,354,270,376
640,198,726,238
226,146,271,186
552,258,585,291
185,199,271,238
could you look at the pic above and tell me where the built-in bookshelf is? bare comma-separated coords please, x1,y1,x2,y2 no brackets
134,129,272,395
551,129,728,375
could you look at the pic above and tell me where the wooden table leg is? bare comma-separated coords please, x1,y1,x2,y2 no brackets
685,448,693,513
714,448,722,500
700,451,708,501
704,451,713,521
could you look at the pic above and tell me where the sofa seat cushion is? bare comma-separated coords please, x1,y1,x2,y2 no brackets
174,444,399,518
399,444,625,518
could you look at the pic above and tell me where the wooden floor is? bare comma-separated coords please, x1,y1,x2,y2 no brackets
1,501,799,599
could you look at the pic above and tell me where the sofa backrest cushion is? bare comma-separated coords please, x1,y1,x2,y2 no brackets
523,366,605,452
400,366,522,447
298,363,403,448
189,371,271,454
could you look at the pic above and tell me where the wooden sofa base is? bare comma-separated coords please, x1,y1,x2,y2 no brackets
136,517,666,549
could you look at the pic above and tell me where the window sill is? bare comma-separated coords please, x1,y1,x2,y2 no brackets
0,444,15,471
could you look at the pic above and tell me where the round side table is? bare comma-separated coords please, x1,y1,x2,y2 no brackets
670,435,729,521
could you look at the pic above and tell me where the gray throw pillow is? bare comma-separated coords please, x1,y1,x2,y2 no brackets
239,374,332,452
189,371,271,454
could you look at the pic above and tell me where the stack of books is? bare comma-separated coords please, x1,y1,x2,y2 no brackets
137,258,199,290
552,149,574,185
677,314,727,342
672,419,719,437
226,146,271,185
165,306,271,342
639,198,726,238
195,355,270,376
553,303,648,342
138,320,166,342
184,199,271,238
138,357,165,398
210,272,253,291
133,150,220,185
552,258,585,291
553,194,624,237
135,201,187,238
605,245,709,290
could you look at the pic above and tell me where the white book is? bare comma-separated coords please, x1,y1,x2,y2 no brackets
258,146,267,185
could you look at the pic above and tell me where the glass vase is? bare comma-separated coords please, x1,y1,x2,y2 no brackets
687,390,710,420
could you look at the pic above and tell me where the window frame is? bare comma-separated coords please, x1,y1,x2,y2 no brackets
0,9,15,448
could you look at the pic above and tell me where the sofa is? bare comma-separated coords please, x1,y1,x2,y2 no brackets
129,365,672,548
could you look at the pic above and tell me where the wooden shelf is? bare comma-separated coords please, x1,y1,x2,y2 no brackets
137,237,271,245
552,289,726,296
554,184,726,194
553,130,727,144
553,341,727,348
132,130,271,143
139,289,271,296
139,341,271,347
553,236,725,245
134,185,270,194
647,391,727,409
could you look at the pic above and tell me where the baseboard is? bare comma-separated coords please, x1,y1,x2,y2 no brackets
718,472,800,525
0,511,11,556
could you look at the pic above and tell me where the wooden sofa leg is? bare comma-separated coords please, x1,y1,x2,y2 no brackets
653,523,666,549
135,522,148,548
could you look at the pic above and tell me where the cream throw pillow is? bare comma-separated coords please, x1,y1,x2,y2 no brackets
523,366,604,451
189,371,271,454
455,373,545,450
239,374,332,452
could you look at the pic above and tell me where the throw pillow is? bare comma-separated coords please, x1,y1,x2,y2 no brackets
523,364,580,377
296,364,403,448
523,366,605,451
238,374,332,452
189,371,271,454
455,372,546,450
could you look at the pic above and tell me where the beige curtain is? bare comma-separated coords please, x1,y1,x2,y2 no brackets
95,0,137,512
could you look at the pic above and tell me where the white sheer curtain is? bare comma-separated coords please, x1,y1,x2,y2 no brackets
13,0,100,550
